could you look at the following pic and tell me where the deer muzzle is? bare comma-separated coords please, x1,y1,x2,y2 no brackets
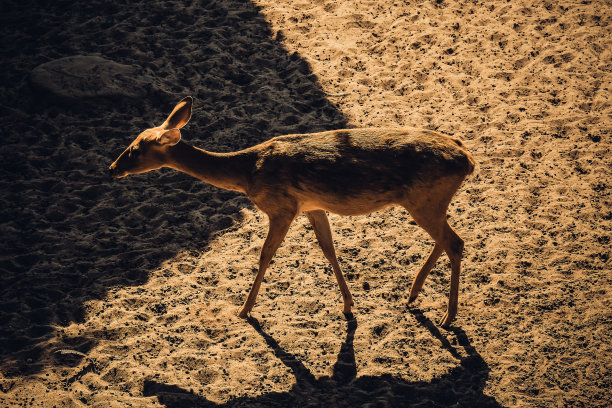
108,163,124,179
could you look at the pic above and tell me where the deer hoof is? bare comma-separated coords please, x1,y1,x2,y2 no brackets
439,311,455,328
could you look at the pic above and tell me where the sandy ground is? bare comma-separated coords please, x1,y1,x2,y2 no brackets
0,0,610,407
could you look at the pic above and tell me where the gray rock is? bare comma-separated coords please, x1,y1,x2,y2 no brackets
30,55,159,102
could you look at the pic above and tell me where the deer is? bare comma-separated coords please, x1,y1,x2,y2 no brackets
109,97,475,327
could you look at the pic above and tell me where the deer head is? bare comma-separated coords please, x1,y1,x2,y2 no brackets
108,96,193,179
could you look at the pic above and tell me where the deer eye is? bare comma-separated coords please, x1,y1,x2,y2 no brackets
130,147,140,158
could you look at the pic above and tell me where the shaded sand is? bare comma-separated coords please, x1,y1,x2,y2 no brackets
0,0,610,407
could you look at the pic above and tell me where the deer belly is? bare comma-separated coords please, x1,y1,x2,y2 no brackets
299,192,398,216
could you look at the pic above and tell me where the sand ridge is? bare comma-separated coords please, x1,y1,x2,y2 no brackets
0,0,610,407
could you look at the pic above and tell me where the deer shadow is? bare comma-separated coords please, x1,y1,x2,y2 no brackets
0,0,346,375
144,310,504,407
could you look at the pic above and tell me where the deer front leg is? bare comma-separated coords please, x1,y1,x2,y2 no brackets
306,210,353,315
238,212,295,318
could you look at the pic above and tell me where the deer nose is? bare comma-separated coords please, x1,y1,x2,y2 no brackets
108,166,116,180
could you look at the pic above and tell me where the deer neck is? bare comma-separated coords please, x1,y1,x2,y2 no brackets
166,141,251,193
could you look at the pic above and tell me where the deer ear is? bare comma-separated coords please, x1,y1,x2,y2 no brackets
158,128,182,146
162,96,192,129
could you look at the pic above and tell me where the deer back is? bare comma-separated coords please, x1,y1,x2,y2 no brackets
244,128,474,215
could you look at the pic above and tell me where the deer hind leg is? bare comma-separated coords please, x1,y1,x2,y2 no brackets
238,211,295,318
408,243,444,303
438,222,463,327
406,204,464,328
306,210,353,314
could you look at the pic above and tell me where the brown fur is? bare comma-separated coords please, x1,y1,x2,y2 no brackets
109,97,475,326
